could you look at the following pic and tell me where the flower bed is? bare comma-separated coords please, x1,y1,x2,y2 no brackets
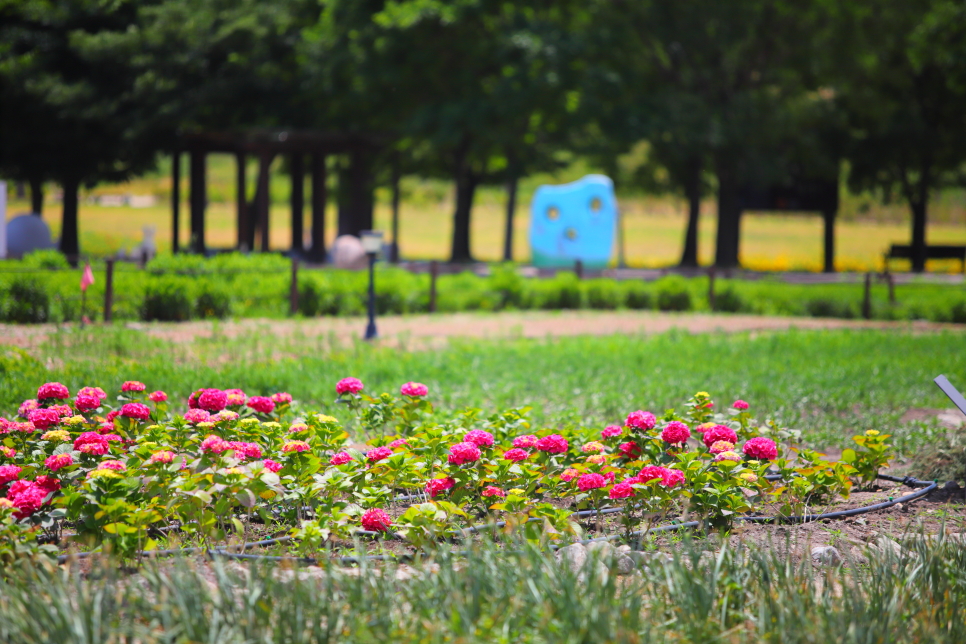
0,379,896,562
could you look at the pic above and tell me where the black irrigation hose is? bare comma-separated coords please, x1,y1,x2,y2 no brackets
56,474,937,567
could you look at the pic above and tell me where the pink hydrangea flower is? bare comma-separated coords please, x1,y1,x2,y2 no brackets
601,425,623,439
389,438,409,449
709,440,735,454
121,381,146,393
742,436,778,460
625,410,656,431
512,435,539,449
660,421,691,445
11,421,35,434
448,442,482,465
0,447,15,459
184,409,211,424
105,410,121,424
638,466,667,484
149,451,175,464
229,442,263,459
503,448,529,462
536,434,568,454
336,377,364,395
482,486,505,498
35,475,61,494
8,482,47,519
148,391,168,403
195,389,227,412
0,465,23,485
714,451,742,463
51,404,73,418
288,423,308,434
271,392,293,404
464,430,494,447
201,435,231,453
581,441,605,453
224,389,247,406
425,477,455,498
74,432,109,455
577,473,607,491
97,460,127,472
400,382,428,397
609,482,636,500
18,399,39,418
262,459,283,473
329,452,353,466
37,382,69,400
282,440,310,453
247,396,275,414
44,454,73,471
560,468,579,482
361,508,392,532
702,425,738,448
367,446,393,463
733,400,750,410
214,410,239,422
28,408,61,430
586,454,607,464
661,469,685,487
78,386,107,401
101,434,123,443
617,442,642,459
120,403,151,421
74,394,101,412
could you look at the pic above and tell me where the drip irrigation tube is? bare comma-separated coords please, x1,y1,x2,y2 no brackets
57,474,937,567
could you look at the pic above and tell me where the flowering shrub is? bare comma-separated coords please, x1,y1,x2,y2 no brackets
0,379,887,560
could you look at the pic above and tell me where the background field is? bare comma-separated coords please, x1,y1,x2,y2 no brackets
3,324,963,454
6,155,966,271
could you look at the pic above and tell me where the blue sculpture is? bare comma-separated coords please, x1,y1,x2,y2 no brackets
529,174,617,269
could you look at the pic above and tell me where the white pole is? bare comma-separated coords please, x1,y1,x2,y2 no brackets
0,181,7,259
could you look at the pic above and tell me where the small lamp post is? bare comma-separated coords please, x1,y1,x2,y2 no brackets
360,230,383,340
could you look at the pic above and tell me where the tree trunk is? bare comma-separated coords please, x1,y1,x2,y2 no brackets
337,146,375,237
910,199,927,272
714,158,742,269
29,177,43,215
503,171,518,262
59,177,80,265
679,156,701,267
451,147,477,263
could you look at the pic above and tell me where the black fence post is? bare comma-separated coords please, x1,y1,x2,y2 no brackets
574,259,583,280
887,272,896,305
862,272,872,320
103,260,115,323
708,267,716,311
289,258,299,316
428,260,438,313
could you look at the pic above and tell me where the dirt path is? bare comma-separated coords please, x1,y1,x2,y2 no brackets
1,311,960,352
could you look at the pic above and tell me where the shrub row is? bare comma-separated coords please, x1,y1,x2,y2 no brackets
1,253,964,323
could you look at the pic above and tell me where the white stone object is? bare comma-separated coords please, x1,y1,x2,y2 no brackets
331,235,367,269
5,214,54,259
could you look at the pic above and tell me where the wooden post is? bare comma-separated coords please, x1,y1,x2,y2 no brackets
823,209,836,273
171,151,180,254
862,272,872,319
236,152,247,250
310,153,327,262
887,272,896,304
708,267,716,310
390,153,400,263
428,260,438,313
257,153,272,252
289,257,299,316
290,153,304,254
189,150,206,254
574,259,583,280
103,260,115,323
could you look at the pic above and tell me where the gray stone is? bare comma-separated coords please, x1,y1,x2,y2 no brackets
616,555,636,575
6,214,54,259
874,535,904,558
811,545,843,567
585,541,616,558
555,543,588,574
617,544,632,554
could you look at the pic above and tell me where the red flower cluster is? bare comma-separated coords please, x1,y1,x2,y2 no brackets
601,425,623,439
617,442,642,459
122,381,146,393
329,452,353,466
262,459,283,473
120,403,151,421
224,389,247,406
464,430,494,447
512,435,538,449
448,442,482,465
608,481,636,499
638,465,685,487
7,480,49,519
336,377,364,395
502,448,529,462
28,408,61,430
75,394,101,412
482,486,505,498
149,391,168,403
271,392,293,404
74,432,109,455
184,409,211,424
197,389,228,412
660,421,691,445
400,382,428,397
625,410,656,431
577,473,607,491
37,382,69,401
247,396,275,414
733,399,749,410
536,434,568,454
367,446,393,463
425,477,455,498
0,465,22,485
361,508,392,532
78,386,107,401
742,436,778,460
702,425,738,448
45,454,73,471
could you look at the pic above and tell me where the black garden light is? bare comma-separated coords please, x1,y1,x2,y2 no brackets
360,230,383,340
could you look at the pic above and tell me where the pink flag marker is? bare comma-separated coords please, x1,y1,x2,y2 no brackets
80,262,95,292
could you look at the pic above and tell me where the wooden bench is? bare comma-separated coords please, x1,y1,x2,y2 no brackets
884,244,966,273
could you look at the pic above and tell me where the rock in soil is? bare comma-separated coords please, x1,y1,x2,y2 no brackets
811,545,843,567
555,543,588,574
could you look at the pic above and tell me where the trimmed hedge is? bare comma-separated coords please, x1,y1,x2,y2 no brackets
1,253,964,324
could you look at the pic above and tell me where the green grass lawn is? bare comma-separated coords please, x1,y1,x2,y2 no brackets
4,325,963,453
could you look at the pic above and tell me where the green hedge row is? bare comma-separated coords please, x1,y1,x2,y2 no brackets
1,251,964,324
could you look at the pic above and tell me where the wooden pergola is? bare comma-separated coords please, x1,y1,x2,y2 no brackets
170,130,377,260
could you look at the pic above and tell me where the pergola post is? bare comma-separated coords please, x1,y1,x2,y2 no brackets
189,150,206,254
823,209,836,273
290,153,304,254
309,152,327,262
390,153,400,262
236,152,248,251
256,152,272,252
171,151,180,253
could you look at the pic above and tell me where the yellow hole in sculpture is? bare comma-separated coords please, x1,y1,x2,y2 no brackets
547,206,560,221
